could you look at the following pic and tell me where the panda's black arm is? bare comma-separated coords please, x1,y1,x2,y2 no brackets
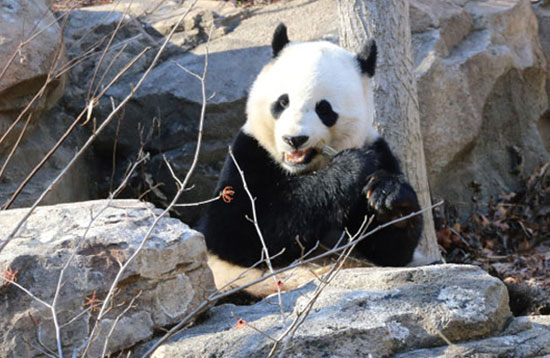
352,136,423,266
198,130,375,268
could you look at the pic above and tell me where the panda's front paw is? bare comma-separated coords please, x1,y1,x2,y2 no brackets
363,171,420,226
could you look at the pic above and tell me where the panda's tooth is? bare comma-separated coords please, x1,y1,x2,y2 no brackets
285,149,310,164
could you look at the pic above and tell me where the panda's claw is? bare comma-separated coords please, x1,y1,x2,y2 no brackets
363,172,420,222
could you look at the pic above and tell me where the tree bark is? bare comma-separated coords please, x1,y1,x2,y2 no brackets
338,0,441,263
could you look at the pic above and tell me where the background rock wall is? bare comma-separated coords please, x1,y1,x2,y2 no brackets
1,0,549,222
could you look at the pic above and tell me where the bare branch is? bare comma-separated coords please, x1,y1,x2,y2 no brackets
100,291,143,358
0,277,52,309
228,147,286,318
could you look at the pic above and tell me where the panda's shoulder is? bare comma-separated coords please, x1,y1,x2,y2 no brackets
230,129,273,167
217,129,284,188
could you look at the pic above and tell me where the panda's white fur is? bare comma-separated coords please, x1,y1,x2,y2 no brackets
243,40,379,174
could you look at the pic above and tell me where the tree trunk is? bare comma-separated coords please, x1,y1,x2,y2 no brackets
337,0,441,263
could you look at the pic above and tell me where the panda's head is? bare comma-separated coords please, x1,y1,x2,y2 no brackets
243,23,379,174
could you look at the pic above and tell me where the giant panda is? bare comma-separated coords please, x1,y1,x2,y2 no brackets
197,24,422,296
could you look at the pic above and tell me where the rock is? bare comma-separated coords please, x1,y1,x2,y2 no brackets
411,0,549,217
0,0,66,153
395,315,550,358
0,0,96,210
0,200,214,358
149,264,511,358
61,0,244,113
52,0,251,222
0,108,94,209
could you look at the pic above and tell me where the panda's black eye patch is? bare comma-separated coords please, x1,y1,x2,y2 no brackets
271,94,289,119
315,100,338,127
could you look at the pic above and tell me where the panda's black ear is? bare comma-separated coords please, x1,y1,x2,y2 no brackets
272,23,290,58
356,39,377,77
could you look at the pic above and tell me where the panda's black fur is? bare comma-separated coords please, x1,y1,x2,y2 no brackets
199,131,422,268
197,24,422,284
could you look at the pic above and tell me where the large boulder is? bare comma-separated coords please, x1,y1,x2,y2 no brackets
0,0,66,152
0,0,93,209
0,200,214,358
411,0,549,216
148,265,513,357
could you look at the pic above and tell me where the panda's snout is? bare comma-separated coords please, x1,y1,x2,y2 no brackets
282,135,309,149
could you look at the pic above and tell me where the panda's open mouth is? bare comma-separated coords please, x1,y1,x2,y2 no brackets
284,148,317,166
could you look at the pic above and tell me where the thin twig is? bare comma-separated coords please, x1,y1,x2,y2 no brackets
100,291,142,357
86,0,134,101
49,152,148,356
0,277,52,309
78,6,206,355
228,148,286,319
0,112,33,180
0,11,68,84
270,217,371,357
28,312,57,357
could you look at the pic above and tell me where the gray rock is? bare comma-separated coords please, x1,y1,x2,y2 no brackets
0,199,214,358
0,0,66,153
62,0,247,114
411,0,549,217
0,109,94,209
0,0,93,210
395,315,550,358
150,265,511,358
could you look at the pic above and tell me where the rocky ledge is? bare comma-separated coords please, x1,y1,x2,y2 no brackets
145,264,548,358
0,200,214,358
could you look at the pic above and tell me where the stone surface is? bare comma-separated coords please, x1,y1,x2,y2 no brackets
411,0,549,217
61,0,244,113
0,0,93,210
0,200,214,358
0,109,94,209
395,315,550,358
149,265,511,358
0,0,66,153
